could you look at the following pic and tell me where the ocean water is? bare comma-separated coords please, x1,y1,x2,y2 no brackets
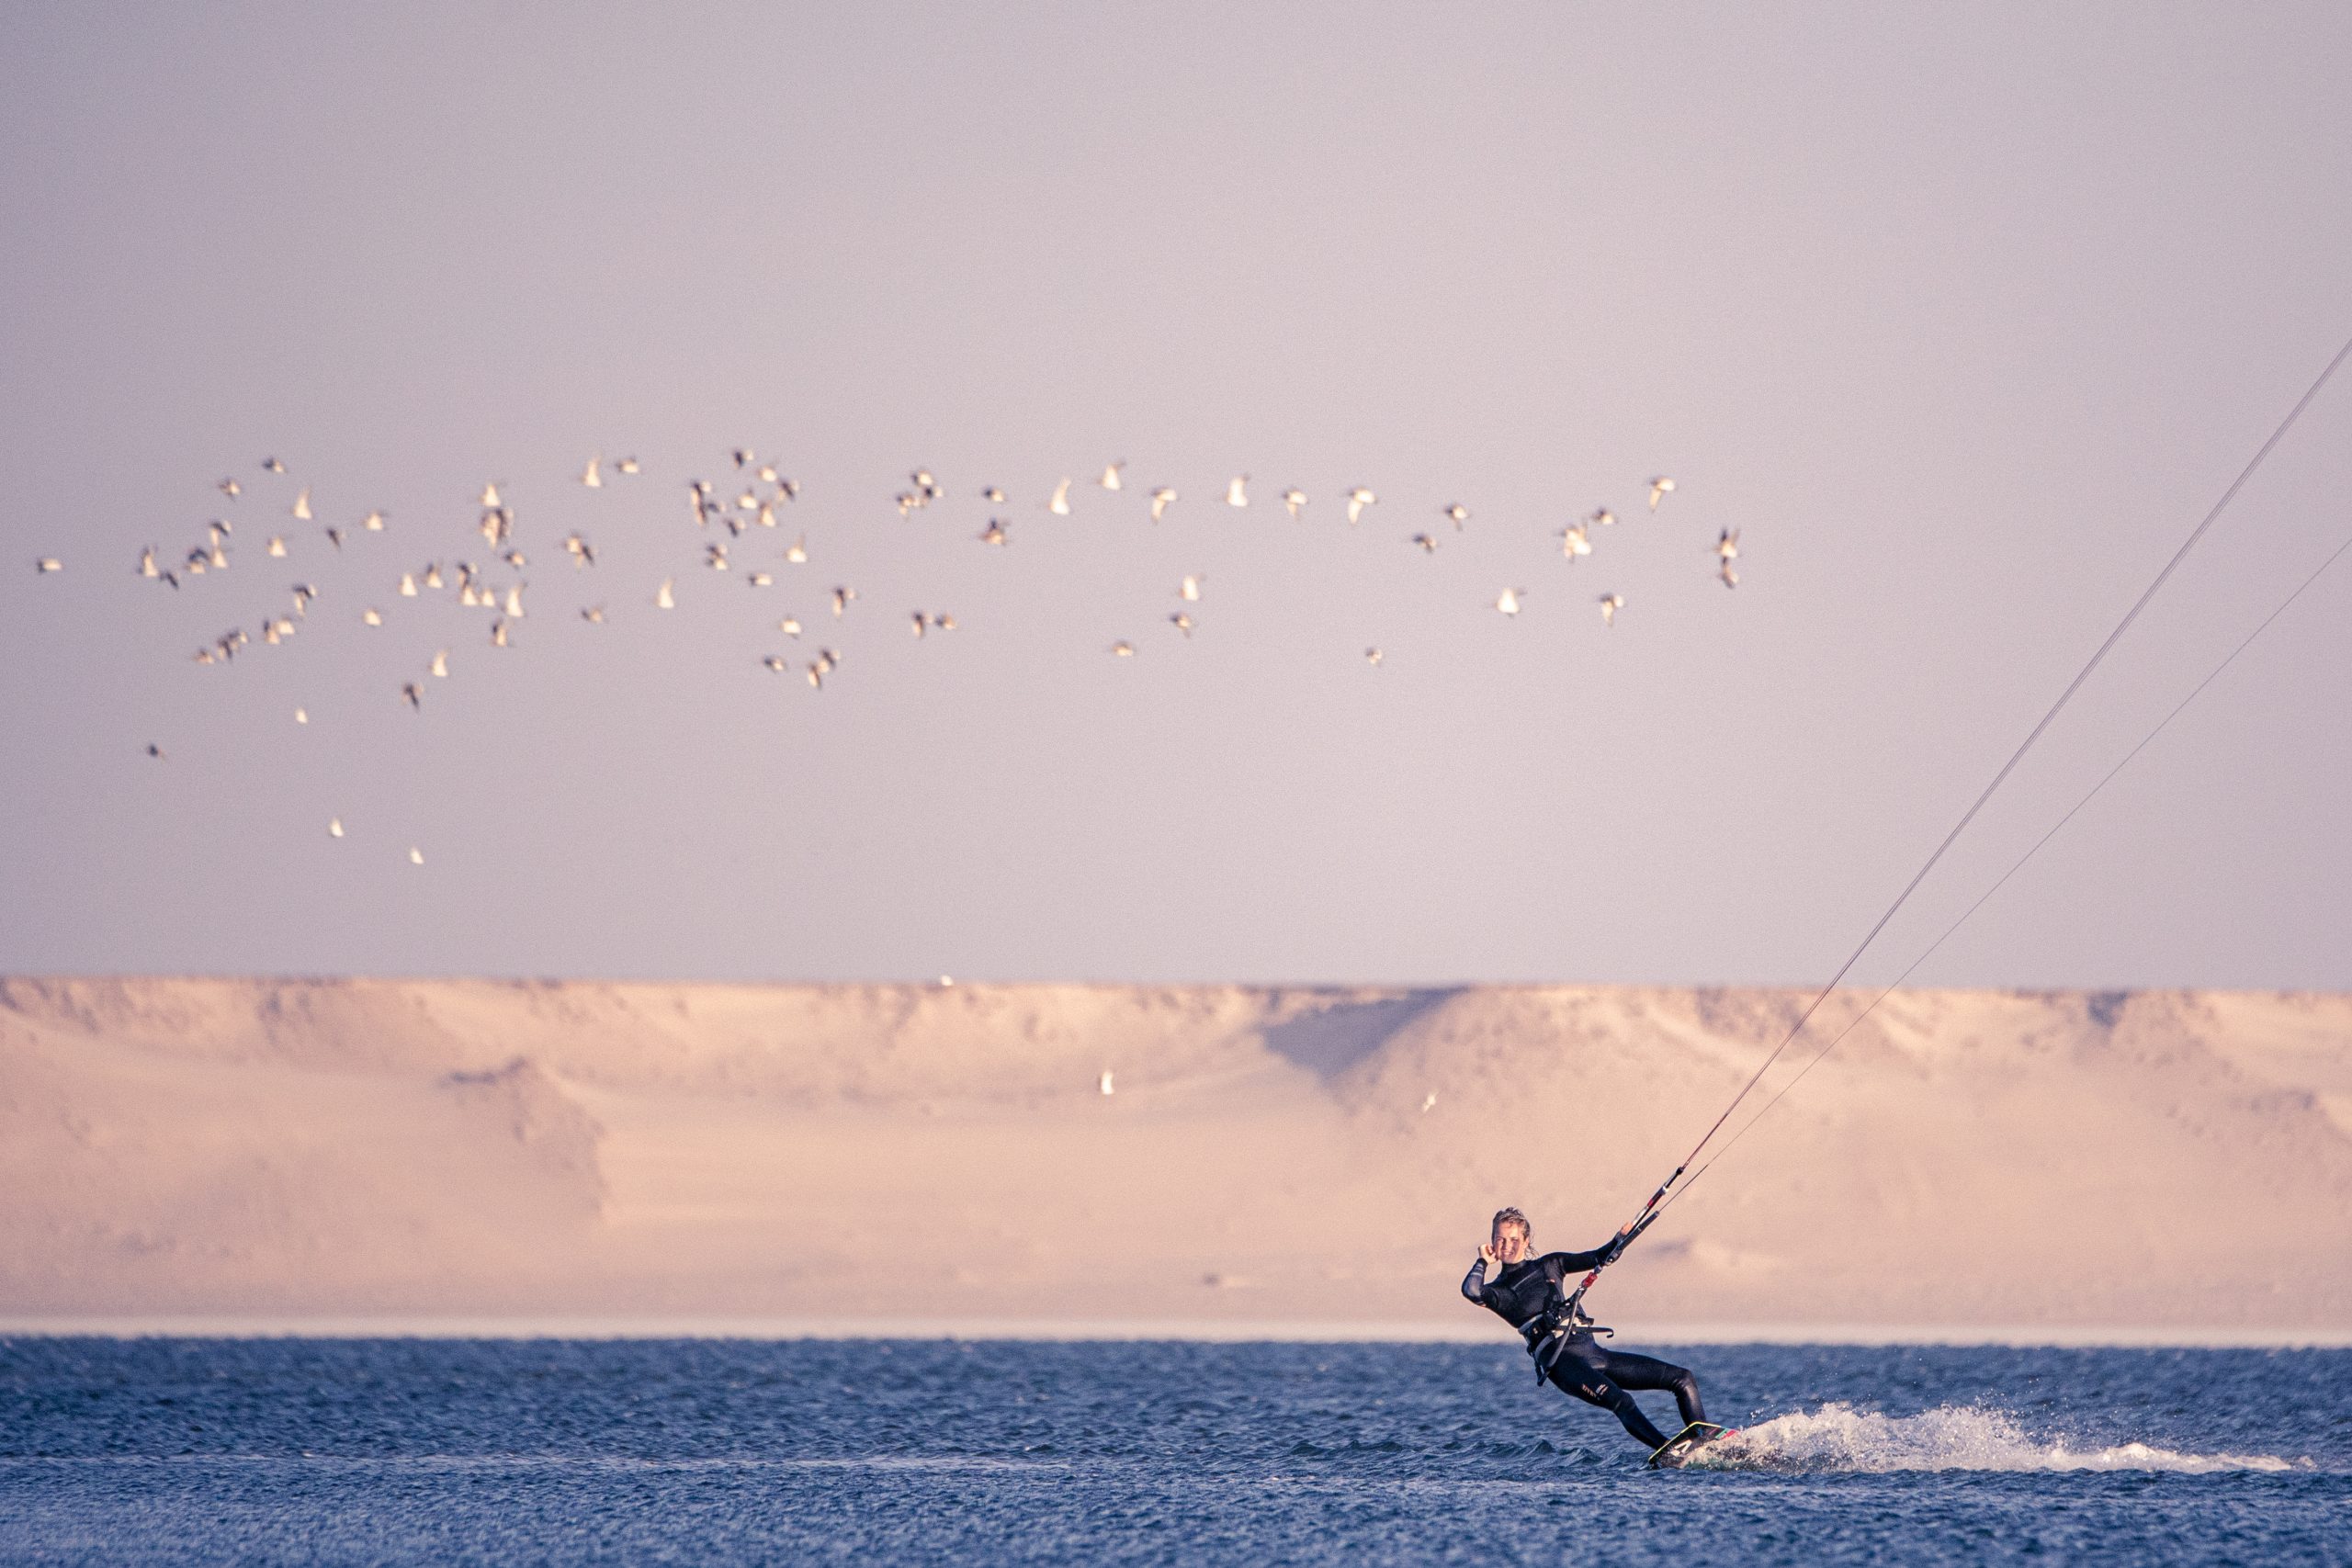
0,1337,2345,1565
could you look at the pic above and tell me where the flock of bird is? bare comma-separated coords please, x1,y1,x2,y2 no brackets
31,448,1740,862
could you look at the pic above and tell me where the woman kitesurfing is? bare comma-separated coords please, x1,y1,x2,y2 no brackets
1459,332,2352,1470
1460,1206,1714,1459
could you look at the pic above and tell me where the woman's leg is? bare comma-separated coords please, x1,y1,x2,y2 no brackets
1597,1348,1706,1427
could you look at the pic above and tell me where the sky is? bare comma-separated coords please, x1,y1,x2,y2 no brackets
1,2,2347,989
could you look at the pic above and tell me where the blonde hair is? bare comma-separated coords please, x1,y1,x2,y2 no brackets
1490,1206,1530,1240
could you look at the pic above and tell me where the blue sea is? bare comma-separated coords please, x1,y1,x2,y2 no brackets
1,1337,2345,1564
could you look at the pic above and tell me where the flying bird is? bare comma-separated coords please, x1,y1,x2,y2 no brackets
655,578,675,609
1049,478,1071,515
328,818,344,838
480,482,501,508
1099,1069,1114,1096
1178,574,1204,602
1496,588,1524,616
581,457,602,488
263,457,286,474
146,743,164,760
398,573,418,597
1410,533,1438,554
978,519,1008,547
1281,487,1306,519
1589,507,1615,528
778,616,802,637
363,511,386,531
35,557,62,573
1345,488,1376,525
1442,502,1469,529
1148,486,1176,523
1714,527,1739,561
831,585,855,617
295,708,308,725
582,604,606,623
362,607,382,626
981,485,1006,503
1719,560,1738,589
1169,612,1193,637
1647,476,1675,511
140,547,158,578
1099,462,1125,491
1365,648,1384,665
1558,523,1592,560
218,478,240,498
1599,592,1625,626
1226,475,1249,508
409,847,424,865
290,488,311,521
267,536,287,558
325,528,345,550
430,649,448,679
1111,640,1136,658
616,457,639,475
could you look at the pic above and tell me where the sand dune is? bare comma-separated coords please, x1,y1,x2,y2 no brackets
1,977,2346,1333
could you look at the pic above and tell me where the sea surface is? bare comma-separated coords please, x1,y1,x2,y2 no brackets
0,1337,2346,1565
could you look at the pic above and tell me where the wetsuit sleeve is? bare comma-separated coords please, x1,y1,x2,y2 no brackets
1461,1259,1488,1303
1537,1247,1607,1273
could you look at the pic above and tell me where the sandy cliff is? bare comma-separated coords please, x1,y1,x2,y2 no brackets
2,977,2346,1332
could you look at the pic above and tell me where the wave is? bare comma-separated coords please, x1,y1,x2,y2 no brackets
1686,1403,2299,1474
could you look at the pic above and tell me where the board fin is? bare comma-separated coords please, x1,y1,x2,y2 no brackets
1645,1420,1735,1470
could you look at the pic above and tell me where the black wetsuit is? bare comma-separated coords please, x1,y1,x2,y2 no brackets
1462,1248,1705,1451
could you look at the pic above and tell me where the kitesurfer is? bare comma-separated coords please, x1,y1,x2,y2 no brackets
1461,1206,1707,1451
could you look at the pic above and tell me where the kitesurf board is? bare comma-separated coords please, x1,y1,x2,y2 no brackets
1646,1421,1735,1470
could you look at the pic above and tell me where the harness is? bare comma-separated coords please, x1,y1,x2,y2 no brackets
1521,1296,1611,1385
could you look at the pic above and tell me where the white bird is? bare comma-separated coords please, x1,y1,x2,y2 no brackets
290,488,311,522
581,604,606,623
981,485,1007,503
140,547,158,578
362,607,382,626
912,468,940,501
733,448,755,468
295,707,308,725
806,664,824,690
910,612,929,638
398,573,418,597
1365,647,1384,665
1648,476,1675,511
1496,588,1524,616
1558,523,1592,560
1169,612,1193,637
655,578,675,609
563,533,594,567
430,649,448,679
786,536,808,564
363,510,386,531
1719,560,1739,590
1226,475,1249,508
1111,640,1136,658
1099,462,1125,491
1714,527,1739,561
763,654,788,671
218,478,240,498
1422,1092,1438,1113
706,543,729,571
480,482,501,508
263,457,286,474
1410,533,1438,554
490,617,510,648
978,518,1009,546
409,847,424,865
933,613,956,631
1148,486,1176,523
1099,1069,1114,1096
1589,507,1615,528
1048,478,1071,516
424,564,444,589
748,570,774,587
1442,502,1469,528
778,616,803,637
831,585,855,618
1599,592,1625,626
35,557,62,573
1345,487,1376,525
1178,574,1204,602
329,818,345,838
1282,487,1306,519
581,457,602,488
616,457,640,475
267,536,288,558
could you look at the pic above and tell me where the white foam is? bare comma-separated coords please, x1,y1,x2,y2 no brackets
1692,1403,2298,1474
